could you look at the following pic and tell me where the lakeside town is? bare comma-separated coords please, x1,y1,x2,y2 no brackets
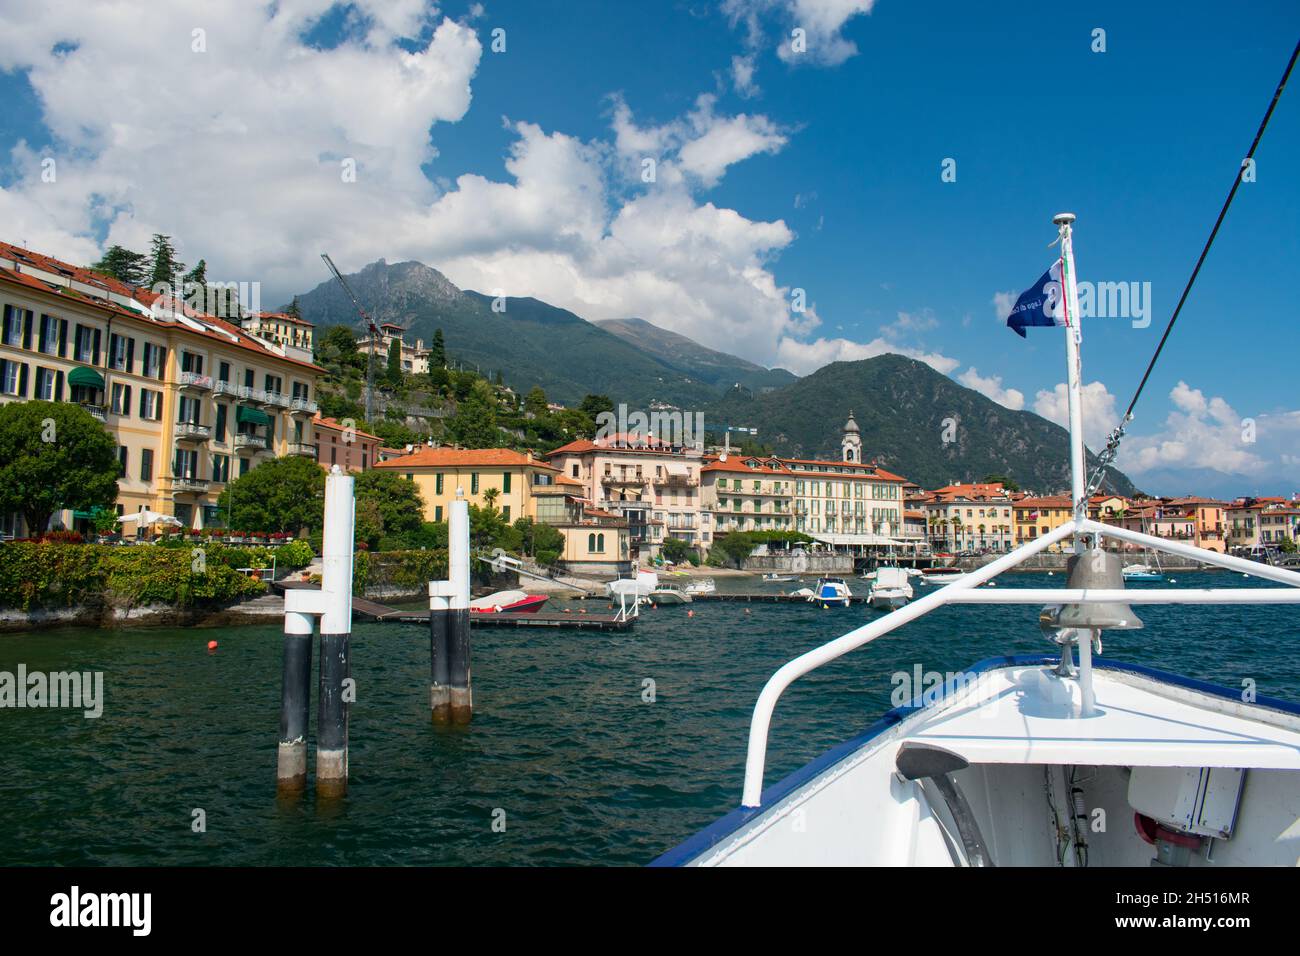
1,236,1295,610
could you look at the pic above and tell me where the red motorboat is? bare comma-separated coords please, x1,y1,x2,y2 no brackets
469,590,549,614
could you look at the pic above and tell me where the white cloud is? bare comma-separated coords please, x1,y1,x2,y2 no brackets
731,54,759,98
992,290,1017,322
1033,380,1120,451
723,0,878,68
1119,382,1269,478
958,367,1025,410
776,336,959,376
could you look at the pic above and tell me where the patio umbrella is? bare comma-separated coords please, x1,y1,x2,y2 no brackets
116,510,183,527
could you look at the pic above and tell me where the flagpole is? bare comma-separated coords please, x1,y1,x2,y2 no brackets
1055,212,1087,555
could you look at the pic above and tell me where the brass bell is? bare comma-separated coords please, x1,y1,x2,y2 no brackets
1055,547,1143,630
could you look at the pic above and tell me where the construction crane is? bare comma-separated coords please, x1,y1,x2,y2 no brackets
320,252,377,423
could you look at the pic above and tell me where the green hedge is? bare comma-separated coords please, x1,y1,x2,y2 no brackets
353,549,449,595
0,541,267,612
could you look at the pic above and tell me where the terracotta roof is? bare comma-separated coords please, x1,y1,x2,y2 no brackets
701,461,791,477
0,239,325,374
557,475,585,486
374,447,559,470
312,414,380,442
1015,495,1073,508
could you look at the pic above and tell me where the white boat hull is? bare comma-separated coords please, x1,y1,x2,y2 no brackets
654,656,1300,867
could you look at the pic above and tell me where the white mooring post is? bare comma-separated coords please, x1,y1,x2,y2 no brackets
429,490,472,724
279,466,355,796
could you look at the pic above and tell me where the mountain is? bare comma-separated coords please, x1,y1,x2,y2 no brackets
292,260,747,407
596,317,797,393
707,354,1139,496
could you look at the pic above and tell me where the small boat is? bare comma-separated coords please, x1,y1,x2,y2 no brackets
867,567,914,610
762,573,795,582
812,577,852,607
684,578,716,595
606,569,659,599
920,566,966,586
1123,563,1164,582
789,587,814,599
468,590,548,614
649,585,692,605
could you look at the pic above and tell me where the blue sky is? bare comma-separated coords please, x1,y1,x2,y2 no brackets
1,1,1298,495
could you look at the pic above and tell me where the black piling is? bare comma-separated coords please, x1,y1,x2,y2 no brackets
430,603,452,724
276,632,313,793
448,607,473,724
316,632,351,797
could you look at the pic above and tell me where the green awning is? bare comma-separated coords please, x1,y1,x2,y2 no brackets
237,405,272,425
68,366,104,389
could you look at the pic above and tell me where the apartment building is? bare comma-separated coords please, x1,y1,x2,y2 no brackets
1226,497,1300,551
313,415,381,473
0,241,323,535
377,446,630,572
920,482,1016,553
546,435,705,559
1013,495,1075,552
357,322,431,375
241,311,314,355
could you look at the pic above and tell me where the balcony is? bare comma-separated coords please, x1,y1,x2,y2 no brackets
178,370,213,391
172,476,210,494
78,403,107,422
653,473,698,488
286,441,317,458
238,385,271,405
265,391,291,409
234,433,268,452
601,474,646,487
213,380,239,398
175,421,211,443
290,397,318,415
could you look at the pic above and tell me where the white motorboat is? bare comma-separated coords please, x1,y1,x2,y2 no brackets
811,577,852,607
648,585,692,605
761,573,796,582
920,566,966,586
653,212,1300,868
867,567,914,610
1122,562,1164,582
684,578,716,595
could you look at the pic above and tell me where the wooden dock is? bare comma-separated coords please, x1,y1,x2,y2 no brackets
273,582,633,630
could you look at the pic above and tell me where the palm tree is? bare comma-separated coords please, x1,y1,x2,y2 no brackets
483,487,500,511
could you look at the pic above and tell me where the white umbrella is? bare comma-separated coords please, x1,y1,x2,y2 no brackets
116,510,183,527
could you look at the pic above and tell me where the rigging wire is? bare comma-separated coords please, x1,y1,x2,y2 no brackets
1085,38,1300,497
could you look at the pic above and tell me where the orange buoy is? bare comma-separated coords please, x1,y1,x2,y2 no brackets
207,640,218,651
687,609,694,618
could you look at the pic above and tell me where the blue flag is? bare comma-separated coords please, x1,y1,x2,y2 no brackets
1006,259,1066,337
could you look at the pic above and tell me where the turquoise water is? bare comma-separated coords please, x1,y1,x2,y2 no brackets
1,571,1296,866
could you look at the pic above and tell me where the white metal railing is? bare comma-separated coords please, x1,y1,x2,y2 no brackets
738,518,1300,807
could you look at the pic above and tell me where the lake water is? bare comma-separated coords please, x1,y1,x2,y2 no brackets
1,571,1296,865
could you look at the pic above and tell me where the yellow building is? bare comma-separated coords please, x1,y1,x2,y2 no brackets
357,322,431,374
376,447,631,573
0,241,324,535
1013,495,1075,551
241,311,314,354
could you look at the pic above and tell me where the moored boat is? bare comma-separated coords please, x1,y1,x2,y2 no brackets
920,566,966,585
867,567,914,610
648,585,692,605
812,576,852,607
684,577,716,595
468,590,549,614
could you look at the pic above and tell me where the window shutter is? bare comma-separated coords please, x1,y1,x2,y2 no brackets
126,337,135,373
157,346,167,379
139,389,147,418
58,319,68,357
37,316,48,353
92,328,101,364
54,370,64,401
124,385,132,416
21,311,31,350
17,363,28,397
109,333,119,368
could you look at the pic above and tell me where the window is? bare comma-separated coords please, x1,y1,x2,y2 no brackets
212,454,230,483
588,533,596,551
571,464,579,478
73,324,96,362
244,368,254,389
36,367,57,401
109,333,129,371
181,351,203,375
38,315,59,354
239,457,251,477
503,472,511,493
140,448,154,482
471,473,479,494
139,389,162,421
0,359,22,396
502,505,511,521
215,404,227,442
435,506,443,522
178,395,201,424
143,342,165,379
110,382,132,416
1,305,27,347
117,446,128,477
219,361,230,384
435,473,444,495
174,448,200,480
